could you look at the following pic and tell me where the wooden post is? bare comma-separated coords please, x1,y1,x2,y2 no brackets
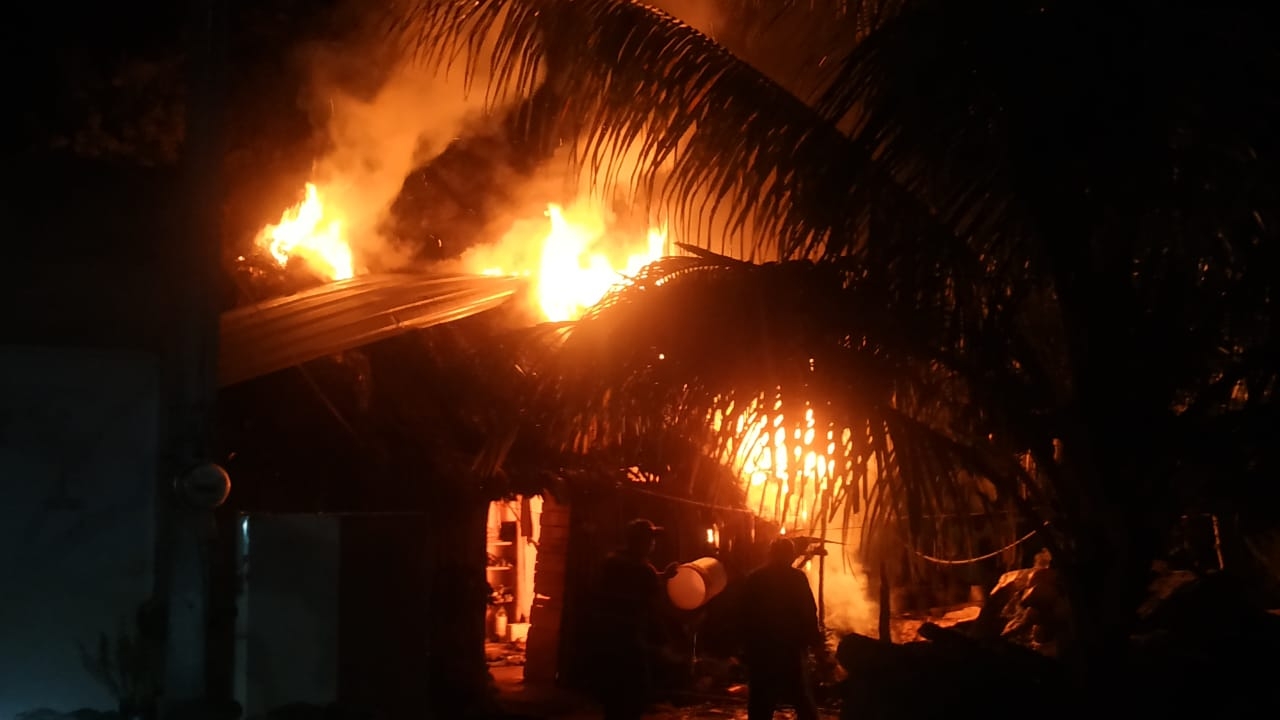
817,503,827,632
878,561,891,643
525,495,571,683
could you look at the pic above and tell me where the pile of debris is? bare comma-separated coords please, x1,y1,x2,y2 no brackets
485,641,527,668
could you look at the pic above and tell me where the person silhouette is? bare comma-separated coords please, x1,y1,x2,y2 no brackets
738,537,824,720
593,518,678,720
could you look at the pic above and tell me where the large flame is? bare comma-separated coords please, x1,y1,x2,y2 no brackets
533,203,666,322
713,394,867,534
478,201,667,322
255,183,354,281
257,184,664,322
713,393,880,637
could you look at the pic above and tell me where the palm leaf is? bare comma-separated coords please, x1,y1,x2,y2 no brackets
510,256,1050,561
706,1,908,109
393,0,977,270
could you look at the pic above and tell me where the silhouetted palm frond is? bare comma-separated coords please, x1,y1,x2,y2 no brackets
393,0,973,268
710,0,907,107
812,0,1280,384
510,255,1053,556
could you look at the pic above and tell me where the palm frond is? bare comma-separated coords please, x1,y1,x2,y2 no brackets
706,0,907,109
513,256,1051,558
812,0,1280,361
393,0,974,268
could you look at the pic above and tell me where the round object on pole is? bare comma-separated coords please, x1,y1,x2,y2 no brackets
666,557,729,610
176,462,231,508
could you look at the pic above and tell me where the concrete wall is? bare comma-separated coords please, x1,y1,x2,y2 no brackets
0,346,158,719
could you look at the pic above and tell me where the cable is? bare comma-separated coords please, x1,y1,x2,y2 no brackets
908,523,1046,566
620,482,756,514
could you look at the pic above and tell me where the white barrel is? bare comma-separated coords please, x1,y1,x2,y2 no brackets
666,556,729,610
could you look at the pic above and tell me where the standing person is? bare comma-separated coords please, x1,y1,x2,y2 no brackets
739,537,824,720
593,518,678,720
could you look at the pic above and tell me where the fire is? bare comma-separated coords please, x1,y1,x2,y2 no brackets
712,393,871,535
256,184,666,321
255,183,355,281
536,204,666,322
479,202,668,322
712,393,880,637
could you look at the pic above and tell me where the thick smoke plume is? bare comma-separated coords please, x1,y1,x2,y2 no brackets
296,3,540,272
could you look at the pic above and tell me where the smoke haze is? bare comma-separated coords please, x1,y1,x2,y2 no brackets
296,2,542,272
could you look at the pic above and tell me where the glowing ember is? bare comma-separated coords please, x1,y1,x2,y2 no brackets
256,183,354,281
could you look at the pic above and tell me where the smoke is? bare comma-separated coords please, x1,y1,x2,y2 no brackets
296,2,542,272
442,0,776,277
272,0,827,281
806,556,879,640
444,147,674,320
445,167,569,282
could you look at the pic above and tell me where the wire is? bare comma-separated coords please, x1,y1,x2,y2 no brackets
908,523,1046,566
620,482,756,514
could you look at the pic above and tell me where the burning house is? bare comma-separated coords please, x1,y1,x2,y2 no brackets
212,143,981,713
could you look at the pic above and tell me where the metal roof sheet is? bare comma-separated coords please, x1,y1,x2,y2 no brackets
218,273,525,387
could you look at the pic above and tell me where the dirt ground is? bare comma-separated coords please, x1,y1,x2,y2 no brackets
490,664,840,719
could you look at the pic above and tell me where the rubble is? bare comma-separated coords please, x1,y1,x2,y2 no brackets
973,548,1069,656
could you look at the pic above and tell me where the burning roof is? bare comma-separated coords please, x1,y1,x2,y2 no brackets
218,272,525,387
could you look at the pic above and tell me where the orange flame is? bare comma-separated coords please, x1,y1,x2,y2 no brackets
712,393,872,535
257,183,664,322
535,203,666,322
255,183,354,281
479,202,667,322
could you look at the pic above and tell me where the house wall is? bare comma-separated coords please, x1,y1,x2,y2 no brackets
0,346,158,718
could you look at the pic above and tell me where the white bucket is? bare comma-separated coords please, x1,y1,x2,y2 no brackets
666,556,729,610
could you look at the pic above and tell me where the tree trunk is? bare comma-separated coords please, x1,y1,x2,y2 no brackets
423,488,497,717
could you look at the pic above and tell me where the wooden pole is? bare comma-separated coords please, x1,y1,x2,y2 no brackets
817,500,827,632
878,561,891,643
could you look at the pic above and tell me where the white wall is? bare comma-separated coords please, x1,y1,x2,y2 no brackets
0,346,158,719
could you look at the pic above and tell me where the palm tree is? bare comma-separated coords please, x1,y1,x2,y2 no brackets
396,0,1280,703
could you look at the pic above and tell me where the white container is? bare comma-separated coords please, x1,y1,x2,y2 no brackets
493,607,508,641
666,556,729,610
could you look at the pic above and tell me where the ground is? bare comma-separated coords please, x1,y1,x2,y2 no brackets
491,664,840,719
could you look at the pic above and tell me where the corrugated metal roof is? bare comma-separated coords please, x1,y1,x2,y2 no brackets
218,272,526,387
